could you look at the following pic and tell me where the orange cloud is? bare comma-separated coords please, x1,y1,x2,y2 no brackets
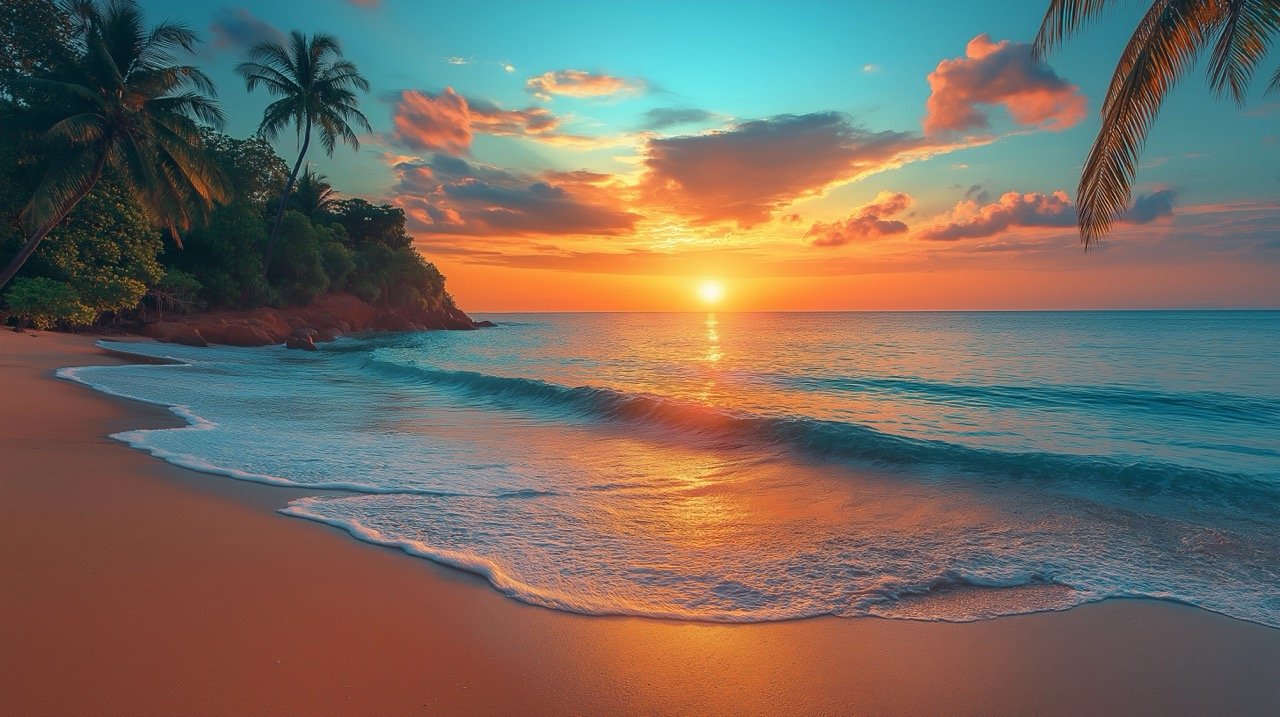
391,89,560,155
391,88,626,154
391,155,640,237
808,191,914,247
637,113,962,227
525,70,644,100
924,34,1086,135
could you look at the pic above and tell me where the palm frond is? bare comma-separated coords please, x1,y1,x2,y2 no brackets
148,92,227,128
234,61,300,97
257,97,303,141
1207,0,1280,104
1079,0,1220,244
45,113,108,143
24,145,105,230
1034,0,1126,59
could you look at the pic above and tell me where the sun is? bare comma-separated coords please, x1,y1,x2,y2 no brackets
697,279,725,304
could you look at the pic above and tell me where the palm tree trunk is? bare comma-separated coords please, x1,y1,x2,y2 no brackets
0,157,106,293
263,114,312,275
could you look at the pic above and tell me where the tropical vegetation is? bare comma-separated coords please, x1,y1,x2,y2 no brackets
1,0,459,331
0,0,229,290
236,31,371,272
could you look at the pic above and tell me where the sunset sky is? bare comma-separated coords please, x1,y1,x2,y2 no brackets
141,0,1279,310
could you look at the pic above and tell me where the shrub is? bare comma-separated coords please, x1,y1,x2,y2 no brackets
19,178,162,322
3,276,95,328
162,201,271,309
268,211,329,305
320,240,355,291
144,267,204,317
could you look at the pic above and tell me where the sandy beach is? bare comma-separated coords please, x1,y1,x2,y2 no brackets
2,330,1278,716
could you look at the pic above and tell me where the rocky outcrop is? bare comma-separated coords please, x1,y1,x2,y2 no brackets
285,331,318,351
138,292,487,348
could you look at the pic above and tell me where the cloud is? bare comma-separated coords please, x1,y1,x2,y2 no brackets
924,34,1086,135
391,154,640,237
442,56,516,73
391,88,562,155
863,64,882,74
641,107,719,131
963,183,990,203
1126,189,1177,224
808,192,913,247
209,8,284,51
921,189,1176,241
638,112,964,227
525,70,644,100
347,0,379,7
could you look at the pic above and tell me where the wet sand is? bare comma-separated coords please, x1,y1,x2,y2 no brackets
2,330,1278,716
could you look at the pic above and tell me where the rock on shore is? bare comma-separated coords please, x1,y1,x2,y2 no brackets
140,293,486,348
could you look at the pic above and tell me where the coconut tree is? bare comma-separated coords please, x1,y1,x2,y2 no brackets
0,0,229,292
290,167,337,217
236,31,370,272
1034,0,1280,246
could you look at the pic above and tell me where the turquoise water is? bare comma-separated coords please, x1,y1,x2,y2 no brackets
62,312,1280,625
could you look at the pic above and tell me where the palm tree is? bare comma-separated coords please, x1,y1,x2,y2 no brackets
290,167,337,217
0,0,229,291
1034,1,1280,246
236,32,370,272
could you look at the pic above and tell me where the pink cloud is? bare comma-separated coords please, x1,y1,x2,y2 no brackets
391,89,562,155
808,192,914,247
525,70,643,100
921,189,1175,241
924,34,1086,135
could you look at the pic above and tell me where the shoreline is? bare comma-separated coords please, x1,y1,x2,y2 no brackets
3,331,1279,715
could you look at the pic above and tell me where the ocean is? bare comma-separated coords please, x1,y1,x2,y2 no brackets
61,311,1280,626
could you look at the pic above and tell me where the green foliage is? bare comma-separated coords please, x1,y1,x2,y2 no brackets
2,9,461,329
268,211,331,305
350,242,448,311
0,0,231,294
8,178,163,323
330,198,412,248
0,112,33,254
319,239,355,290
157,200,453,314
163,201,271,308
147,267,203,316
291,168,336,217
200,128,288,208
4,276,96,328
0,0,75,101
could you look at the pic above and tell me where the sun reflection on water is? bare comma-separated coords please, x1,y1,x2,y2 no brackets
704,313,722,363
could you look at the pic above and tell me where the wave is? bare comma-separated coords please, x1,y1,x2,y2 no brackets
57,360,536,499
783,374,1280,425
281,496,1093,623
365,357,1280,510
